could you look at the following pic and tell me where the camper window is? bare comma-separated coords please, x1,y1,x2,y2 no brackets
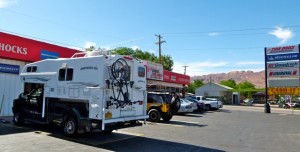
26,66,37,72
138,67,145,77
66,69,73,81
59,68,73,81
59,69,66,81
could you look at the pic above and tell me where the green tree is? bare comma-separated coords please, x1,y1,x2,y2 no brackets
187,79,205,94
112,47,174,71
112,47,135,55
219,79,236,89
236,81,255,89
236,81,256,97
161,55,173,71
85,46,96,52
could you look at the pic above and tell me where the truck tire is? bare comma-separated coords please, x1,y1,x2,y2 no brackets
148,109,161,122
100,129,113,135
205,104,211,111
13,112,24,126
63,116,78,136
162,114,173,122
170,98,181,114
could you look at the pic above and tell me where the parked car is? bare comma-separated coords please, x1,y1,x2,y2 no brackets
284,102,300,109
206,98,223,108
185,97,205,111
294,102,300,108
178,99,194,114
243,98,253,104
147,92,181,122
193,96,219,110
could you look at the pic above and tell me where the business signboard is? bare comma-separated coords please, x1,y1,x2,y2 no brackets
266,53,299,62
0,63,19,74
163,70,190,85
267,61,299,69
0,32,80,62
266,45,299,55
143,61,163,81
267,87,300,95
268,69,299,77
268,78,300,87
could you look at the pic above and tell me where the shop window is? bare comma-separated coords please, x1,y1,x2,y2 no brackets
26,66,37,72
59,68,73,81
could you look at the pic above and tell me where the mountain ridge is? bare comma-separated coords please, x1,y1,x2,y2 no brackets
191,70,265,88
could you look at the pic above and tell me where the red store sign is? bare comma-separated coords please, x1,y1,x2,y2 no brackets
0,32,80,62
163,70,190,85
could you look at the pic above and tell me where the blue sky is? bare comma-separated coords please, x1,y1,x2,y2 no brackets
1,0,299,76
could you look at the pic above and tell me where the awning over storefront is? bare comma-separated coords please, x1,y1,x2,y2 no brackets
147,80,183,88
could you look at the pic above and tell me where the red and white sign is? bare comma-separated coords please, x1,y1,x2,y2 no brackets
266,45,299,55
143,61,163,81
0,32,80,62
267,61,299,69
268,69,299,77
163,70,190,85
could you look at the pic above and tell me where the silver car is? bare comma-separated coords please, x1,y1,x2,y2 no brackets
178,99,195,114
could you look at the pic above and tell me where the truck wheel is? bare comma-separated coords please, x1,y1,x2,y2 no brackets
148,109,161,122
13,112,24,126
100,129,113,135
162,114,173,122
63,117,78,136
205,105,211,111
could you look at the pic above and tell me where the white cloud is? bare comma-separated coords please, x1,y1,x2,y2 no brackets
84,41,96,49
269,27,293,44
131,46,139,50
172,61,228,76
0,0,17,8
148,50,156,55
236,61,264,65
172,60,265,76
100,46,112,50
208,32,219,36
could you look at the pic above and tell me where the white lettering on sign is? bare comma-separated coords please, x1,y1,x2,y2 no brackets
0,43,28,55
266,45,299,55
267,61,299,69
268,70,299,77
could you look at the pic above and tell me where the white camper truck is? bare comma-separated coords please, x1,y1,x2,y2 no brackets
12,51,148,136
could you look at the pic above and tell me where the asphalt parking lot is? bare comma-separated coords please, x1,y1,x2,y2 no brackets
0,105,299,152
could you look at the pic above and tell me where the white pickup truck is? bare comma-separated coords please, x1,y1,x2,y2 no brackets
195,96,219,110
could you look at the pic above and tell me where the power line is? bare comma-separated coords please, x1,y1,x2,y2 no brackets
2,8,120,40
164,46,264,51
161,25,300,35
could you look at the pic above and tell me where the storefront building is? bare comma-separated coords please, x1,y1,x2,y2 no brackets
0,32,80,116
144,61,190,95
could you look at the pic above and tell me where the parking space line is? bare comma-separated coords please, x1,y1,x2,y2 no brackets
173,120,200,124
147,122,184,127
97,131,144,145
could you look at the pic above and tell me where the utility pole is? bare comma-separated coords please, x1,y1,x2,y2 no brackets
182,65,188,75
155,34,166,64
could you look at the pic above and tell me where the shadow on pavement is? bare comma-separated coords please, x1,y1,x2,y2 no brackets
98,135,225,152
0,120,33,136
48,131,224,152
160,120,208,128
214,109,232,113
0,122,224,152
